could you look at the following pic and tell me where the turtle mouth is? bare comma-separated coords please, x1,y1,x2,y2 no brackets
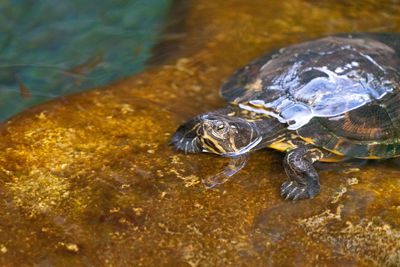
200,134,263,157
201,137,224,154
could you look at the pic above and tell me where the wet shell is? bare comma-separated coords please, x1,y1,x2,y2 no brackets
221,33,400,158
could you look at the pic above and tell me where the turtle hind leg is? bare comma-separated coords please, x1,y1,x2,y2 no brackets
170,116,202,154
281,147,328,201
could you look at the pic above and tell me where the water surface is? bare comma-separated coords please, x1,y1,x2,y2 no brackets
0,0,400,266
0,0,171,121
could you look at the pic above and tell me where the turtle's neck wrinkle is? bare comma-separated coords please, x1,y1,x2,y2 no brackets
252,118,289,150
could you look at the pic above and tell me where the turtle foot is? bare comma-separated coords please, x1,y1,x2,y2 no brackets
282,146,324,201
170,116,202,154
280,180,320,201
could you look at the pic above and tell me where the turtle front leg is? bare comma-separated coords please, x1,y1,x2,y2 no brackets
170,115,203,154
281,147,327,201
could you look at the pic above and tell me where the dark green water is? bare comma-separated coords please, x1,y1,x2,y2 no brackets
0,0,171,121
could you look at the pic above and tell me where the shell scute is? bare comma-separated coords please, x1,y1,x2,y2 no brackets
221,34,400,132
222,33,400,158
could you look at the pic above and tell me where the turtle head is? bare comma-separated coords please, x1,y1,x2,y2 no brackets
171,109,262,156
198,114,262,156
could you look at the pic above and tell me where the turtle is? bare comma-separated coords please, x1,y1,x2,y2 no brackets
170,32,400,200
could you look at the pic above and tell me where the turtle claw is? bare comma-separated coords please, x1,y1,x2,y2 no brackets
284,188,296,200
280,180,313,201
292,188,306,201
170,116,202,154
280,181,292,193
170,137,200,154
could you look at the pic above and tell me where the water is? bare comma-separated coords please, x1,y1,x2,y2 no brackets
0,0,171,121
1,0,400,265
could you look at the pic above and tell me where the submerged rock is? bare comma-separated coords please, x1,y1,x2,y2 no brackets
0,0,400,265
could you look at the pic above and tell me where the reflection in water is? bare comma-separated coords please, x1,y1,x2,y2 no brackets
1,0,400,266
201,154,249,188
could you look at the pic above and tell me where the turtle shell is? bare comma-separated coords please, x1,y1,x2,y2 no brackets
221,33,400,158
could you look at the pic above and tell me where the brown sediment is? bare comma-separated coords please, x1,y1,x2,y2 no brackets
0,0,400,265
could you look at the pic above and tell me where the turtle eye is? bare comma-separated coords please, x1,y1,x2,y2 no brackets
215,121,226,132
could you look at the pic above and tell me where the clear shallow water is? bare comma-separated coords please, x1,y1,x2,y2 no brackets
1,0,400,266
0,0,171,121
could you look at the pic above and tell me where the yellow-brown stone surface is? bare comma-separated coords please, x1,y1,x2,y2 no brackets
1,0,400,265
